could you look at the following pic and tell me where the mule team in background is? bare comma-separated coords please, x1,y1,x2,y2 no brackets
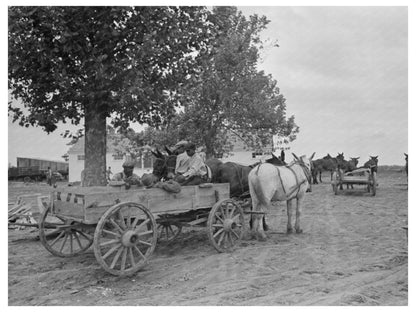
311,153,379,185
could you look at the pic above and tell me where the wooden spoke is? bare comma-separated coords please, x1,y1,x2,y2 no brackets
116,210,127,230
73,232,84,250
100,238,121,247
121,248,128,271
103,229,121,237
212,223,223,228
137,230,154,236
102,244,122,260
213,228,224,238
135,219,150,232
69,233,73,254
109,218,124,234
110,247,124,269
128,247,135,267
138,240,152,247
230,229,240,240
133,245,146,260
59,233,69,253
217,231,226,246
49,231,65,247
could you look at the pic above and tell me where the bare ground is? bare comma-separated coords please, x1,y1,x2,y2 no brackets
8,171,408,306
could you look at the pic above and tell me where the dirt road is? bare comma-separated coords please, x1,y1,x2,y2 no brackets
8,171,408,305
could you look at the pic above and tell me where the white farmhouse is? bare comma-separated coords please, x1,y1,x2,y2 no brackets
67,135,153,183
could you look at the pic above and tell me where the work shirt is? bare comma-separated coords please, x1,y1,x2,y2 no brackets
182,153,207,178
175,152,191,175
112,172,141,185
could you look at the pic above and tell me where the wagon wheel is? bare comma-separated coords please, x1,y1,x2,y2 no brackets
157,221,182,242
207,199,246,253
93,202,157,276
39,205,94,257
23,176,31,183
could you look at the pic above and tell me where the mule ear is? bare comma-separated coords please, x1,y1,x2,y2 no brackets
165,145,173,155
404,153,407,157
292,153,299,161
151,150,159,158
156,149,164,158
281,150,285,162
310,152,315,160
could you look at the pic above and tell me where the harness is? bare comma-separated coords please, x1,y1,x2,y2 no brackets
256,160,312,200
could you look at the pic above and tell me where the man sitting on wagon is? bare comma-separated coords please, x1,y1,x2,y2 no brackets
174,143,208,186
111,160,141,189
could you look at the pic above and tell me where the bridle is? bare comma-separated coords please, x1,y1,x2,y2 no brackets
153,156,176,179
297,160,312,186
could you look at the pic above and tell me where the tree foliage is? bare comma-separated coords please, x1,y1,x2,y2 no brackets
9,6,213,185
172,6,298,157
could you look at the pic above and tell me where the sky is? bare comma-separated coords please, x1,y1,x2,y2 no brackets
6,5,409,166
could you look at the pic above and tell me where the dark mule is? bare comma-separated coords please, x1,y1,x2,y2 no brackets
311,154,337,184
335,155,360,189
363,156,379,173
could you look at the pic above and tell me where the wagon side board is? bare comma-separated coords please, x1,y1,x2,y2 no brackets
51,183,230,224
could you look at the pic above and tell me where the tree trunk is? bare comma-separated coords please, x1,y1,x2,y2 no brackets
83,103,107,186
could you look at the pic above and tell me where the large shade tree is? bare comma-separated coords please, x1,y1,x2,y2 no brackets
172,6,298,157
8,6,213,185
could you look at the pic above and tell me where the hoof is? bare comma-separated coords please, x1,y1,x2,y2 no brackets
287,228,294,234
296,228,303,234
263,224,269,232
256,232,267,241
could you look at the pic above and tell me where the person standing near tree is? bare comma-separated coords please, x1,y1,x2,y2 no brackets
106,166,113,182
46,167,52,186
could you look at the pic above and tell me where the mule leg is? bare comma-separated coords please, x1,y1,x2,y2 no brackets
286,199,294,233
256,214,267,241
262,216,269,231
295,199,303,234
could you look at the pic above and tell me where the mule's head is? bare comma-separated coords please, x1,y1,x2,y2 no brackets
350,157,360,166
165,154,177,180
336,153,345,161
365,156,379,173
292,152,315,192
151,150,177,180
323,153,333,160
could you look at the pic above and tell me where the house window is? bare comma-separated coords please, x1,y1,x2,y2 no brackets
77,155,85,160
113,154,124,160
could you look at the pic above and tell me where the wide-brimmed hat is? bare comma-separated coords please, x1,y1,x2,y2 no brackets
174,140,189,148
185,142,196,150
122,160,135,168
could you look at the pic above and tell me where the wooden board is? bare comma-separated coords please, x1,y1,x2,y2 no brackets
51,183,230,224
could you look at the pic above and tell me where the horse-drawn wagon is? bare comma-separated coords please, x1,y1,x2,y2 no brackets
38,183,246,276
331,167,377,196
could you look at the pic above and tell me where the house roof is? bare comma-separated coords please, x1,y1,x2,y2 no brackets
67,135,121,154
